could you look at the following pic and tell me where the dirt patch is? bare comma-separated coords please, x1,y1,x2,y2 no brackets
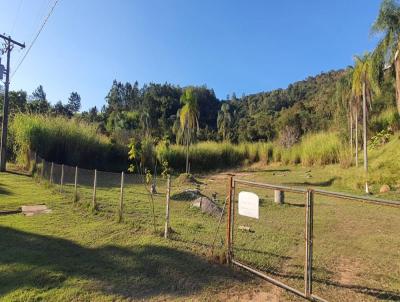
21,205,52,216
337,257,361,285
176,173,203,185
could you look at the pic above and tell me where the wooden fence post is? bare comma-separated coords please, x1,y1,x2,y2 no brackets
32,152,37,175
226,176,234,264
92,169,97,210
74,166,78,203
274,190,285,204
118,171,124,222
40,158,44,181
304,189,314,297
60,164,64,192
50,162,54,184
164,175,171,239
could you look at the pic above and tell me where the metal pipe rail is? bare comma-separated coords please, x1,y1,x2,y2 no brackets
233,179,308,194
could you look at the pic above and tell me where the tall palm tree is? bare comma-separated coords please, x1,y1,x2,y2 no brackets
352,53,382,193
179,88,199,174
217,103,232,141
371,0,400,114
336,68,355,159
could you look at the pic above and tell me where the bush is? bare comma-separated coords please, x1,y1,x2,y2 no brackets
10,114,128,171
300,132,342,166
370,107,400,132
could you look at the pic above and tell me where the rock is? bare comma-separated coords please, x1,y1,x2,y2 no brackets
191,196,222,217
380,184,390,193
238,225,254,233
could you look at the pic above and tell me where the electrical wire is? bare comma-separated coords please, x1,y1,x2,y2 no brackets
10,0,24,36
11,0,59,79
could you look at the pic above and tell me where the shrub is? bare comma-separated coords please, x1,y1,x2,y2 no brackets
300,132,342,166
10,114,128,171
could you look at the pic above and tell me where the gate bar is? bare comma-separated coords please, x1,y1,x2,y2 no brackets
234,179,307,194
314,189,400,207
232,259,325,302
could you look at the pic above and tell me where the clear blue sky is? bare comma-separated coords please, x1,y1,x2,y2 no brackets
1,0,382,111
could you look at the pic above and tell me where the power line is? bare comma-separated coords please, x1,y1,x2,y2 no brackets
11,0,59,79
10,0,24,35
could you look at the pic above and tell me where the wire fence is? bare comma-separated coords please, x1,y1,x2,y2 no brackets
28,152,229,258
25,152,400,301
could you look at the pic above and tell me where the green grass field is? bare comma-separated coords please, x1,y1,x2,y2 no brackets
1,162,400,301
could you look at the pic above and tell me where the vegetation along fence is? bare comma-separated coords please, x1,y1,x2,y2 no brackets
29,152,229,258
226,177,400,302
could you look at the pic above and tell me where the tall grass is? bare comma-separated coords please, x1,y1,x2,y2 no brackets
157,132,344,172
10,114,128,171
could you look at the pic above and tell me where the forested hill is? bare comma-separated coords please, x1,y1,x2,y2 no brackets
93,69,345,144
1,69,346,145
225,70,345,142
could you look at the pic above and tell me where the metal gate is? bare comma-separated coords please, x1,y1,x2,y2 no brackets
225,176,400,302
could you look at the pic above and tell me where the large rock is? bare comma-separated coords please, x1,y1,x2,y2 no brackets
191,196,222,217
380,185,390,193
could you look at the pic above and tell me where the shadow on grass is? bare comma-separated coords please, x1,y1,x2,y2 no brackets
0,226,247,300
0,183,13,195
283,177,340,188
235,258,400,301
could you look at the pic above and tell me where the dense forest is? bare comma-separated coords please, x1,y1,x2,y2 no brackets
1,70,351,144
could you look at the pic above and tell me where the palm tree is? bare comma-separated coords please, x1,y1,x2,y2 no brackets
335,68,355,159
371,0,400,114
352,53,382,192
217,103,232,141
179,88,199,174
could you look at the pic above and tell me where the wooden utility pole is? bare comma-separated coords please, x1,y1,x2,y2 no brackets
0,34,25,171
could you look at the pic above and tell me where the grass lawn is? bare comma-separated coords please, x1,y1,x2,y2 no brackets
1,162,400,301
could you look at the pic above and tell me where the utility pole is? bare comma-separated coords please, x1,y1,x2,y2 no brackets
0,34,25,172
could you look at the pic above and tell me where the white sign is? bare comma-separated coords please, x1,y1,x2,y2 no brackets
238,191,259,219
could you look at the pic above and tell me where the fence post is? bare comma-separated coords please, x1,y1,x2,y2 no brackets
60,164,64,192
50,162,54,184
274,189,285,204
32,152,37,175
92,169,97,210
118,171,124,222
40,158,44,181
304,189,314,297
74,166,78,203
226,176,234,264
164,175,171,239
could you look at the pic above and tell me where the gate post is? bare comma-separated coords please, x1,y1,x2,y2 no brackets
226,176,234,264
305,189,314,297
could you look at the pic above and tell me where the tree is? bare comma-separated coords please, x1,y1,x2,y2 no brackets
28,85,50,114
32,85,46,101
352,53,382,192
371,0,400,114
179,88,199,173
217,103,232,141
67,92,81,113
53,101,72,117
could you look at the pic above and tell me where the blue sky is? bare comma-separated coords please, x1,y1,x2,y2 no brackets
1,0,382,111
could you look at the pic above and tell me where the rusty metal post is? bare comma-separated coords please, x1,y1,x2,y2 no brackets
226,176,234,264
305,189,314,297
